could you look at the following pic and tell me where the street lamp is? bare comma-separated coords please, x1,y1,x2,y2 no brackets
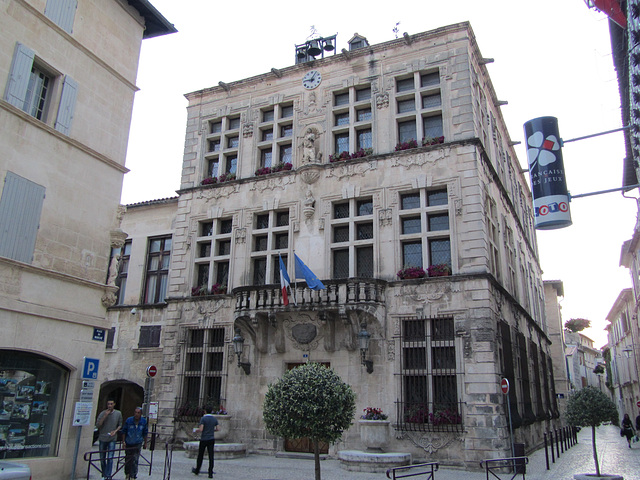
357,323,374,374
232,327,251,375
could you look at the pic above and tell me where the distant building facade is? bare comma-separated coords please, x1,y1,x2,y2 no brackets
0,1,174,477
103,22,560,466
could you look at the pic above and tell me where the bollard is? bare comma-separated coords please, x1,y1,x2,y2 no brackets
560,428,564,453
555,428,560,458
544,432,549,470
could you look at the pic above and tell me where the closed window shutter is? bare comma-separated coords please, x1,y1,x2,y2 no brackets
54,75,78,134
44,0,78,34
0,172,45,263
3,43,35,108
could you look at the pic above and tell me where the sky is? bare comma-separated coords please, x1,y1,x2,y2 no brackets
122,1,638,348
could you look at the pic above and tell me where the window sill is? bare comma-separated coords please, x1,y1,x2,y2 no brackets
133,347,162,353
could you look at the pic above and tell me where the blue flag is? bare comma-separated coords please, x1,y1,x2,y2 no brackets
294,254,325,290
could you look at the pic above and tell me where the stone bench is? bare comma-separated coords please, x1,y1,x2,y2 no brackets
183,441,247,460
337,450,411,473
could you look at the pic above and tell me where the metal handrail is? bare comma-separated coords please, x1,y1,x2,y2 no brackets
386,462,439,479
83,442,152,480
480,456,528,480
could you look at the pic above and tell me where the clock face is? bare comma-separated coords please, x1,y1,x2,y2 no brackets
302,70,322,90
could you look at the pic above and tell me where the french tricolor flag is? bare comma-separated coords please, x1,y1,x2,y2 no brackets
279,255,290,306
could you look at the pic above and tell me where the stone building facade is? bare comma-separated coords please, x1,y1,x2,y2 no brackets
104,22,559,467
0,1,174,478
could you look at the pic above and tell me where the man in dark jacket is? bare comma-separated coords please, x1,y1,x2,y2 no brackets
122,407,148,480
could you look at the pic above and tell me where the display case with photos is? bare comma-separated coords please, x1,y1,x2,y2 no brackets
0,351,67,459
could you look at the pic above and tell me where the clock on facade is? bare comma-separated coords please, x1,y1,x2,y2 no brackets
302,70,322,90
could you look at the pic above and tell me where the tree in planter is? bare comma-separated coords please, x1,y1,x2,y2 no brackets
565,386,618,477
263,362,356,480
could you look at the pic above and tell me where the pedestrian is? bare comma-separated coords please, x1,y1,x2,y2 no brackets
636,410,640,432
96,399,122,480
621,413,635,448
122,406,148,480
191,405,219,478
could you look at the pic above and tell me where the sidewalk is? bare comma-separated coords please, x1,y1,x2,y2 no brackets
86,424,640,480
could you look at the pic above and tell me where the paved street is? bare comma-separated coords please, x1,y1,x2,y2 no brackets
83,424,640,480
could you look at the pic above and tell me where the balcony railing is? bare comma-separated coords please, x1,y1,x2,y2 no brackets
233,278,386,313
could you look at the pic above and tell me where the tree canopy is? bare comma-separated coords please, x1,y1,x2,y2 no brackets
263,362,356,480
564,318,591,333
566,386,618,427
263,362,356,443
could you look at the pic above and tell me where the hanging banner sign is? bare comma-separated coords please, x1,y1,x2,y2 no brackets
523,116,572,230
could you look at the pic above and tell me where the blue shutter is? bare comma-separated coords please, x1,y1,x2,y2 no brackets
3,43,35,108
54,75,78,135
44,0,78,34
0,172,46,263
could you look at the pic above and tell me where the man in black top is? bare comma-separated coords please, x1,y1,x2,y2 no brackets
191,405,219,478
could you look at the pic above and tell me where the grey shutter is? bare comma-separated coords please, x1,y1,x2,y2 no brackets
44,0,78,34
0,172,45,263
3,43,35,108
54,75,78,135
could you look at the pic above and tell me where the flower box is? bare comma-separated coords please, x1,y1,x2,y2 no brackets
329,148,373,162
422,136,445,146
427,264,451,277
394,139,419,151
397,266,426,280
255,163,293,176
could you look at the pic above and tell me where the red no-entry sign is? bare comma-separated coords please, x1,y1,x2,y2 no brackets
147,365,157,378
501,378,510,395
637,400,640,408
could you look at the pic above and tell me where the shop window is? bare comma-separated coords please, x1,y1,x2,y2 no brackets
0,350,68,458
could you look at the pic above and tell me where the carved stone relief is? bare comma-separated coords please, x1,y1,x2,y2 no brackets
378,208,393,227
396,430,463,454
249,175,296,193
235,228,246,244
283,314,325,352
327,160,377,181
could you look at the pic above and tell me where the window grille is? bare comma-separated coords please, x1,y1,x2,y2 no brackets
395,315,462,433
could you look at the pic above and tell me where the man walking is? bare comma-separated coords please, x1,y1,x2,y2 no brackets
96,400,122,480
191,405,218,478
122,407,148,480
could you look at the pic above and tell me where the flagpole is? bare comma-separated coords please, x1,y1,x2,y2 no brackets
293,248,298,305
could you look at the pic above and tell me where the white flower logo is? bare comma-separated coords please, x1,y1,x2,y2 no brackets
526,131,559,169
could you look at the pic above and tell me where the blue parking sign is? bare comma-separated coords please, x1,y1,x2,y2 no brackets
82,357,100,380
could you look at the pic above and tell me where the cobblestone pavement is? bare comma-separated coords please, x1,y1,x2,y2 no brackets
83,424,640,480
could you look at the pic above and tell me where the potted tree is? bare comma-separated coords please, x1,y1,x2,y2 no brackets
566,386,620,479
263,362,356,480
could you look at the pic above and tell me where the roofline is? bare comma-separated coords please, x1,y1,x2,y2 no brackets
127,0,177,39
185,21,473,99
125,196,179,208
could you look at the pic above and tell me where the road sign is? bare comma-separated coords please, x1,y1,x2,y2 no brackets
93,328,105,341
501,378,510,395
82,380,95,389
149,402,159,419
80,389,94,402
147,365,157,377
73,402,93,426
82,357,100,380
637,400,640,408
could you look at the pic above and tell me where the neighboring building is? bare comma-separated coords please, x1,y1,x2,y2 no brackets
543,280,571,405
564,332,604,392
103,22,559,467
607,287,640,416
0,1,174,478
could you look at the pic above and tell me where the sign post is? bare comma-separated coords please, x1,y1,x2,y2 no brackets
72,359,100,480
143,365,157,418
501,378,515,463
